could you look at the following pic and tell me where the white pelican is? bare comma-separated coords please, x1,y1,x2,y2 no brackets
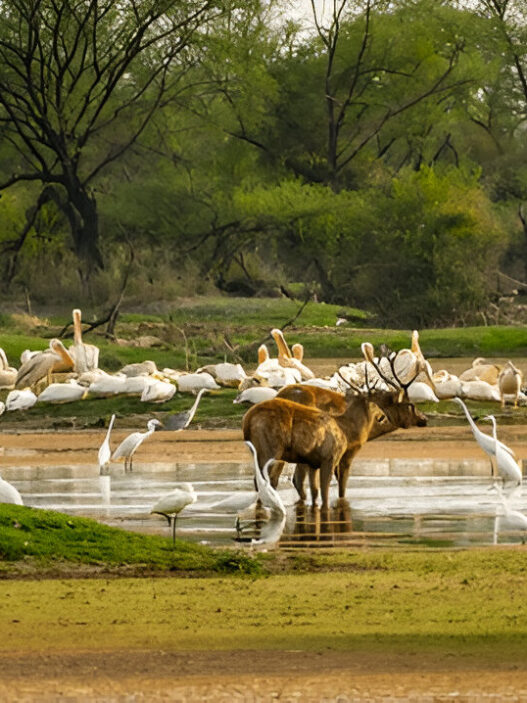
151,483,197,544
233,387,278,404
196,362,247,388
498,361,523,408
98,413,116,474
15,339,74,389
245,440,286,515
88,374,127,397
5,389,38,411
0,401,5,416
71,308,99,373
0,474,23,505
0,348,17,389
484,415,522,487
271,329,315,380
459,358,501,385
140,380,176,403
176,372,220,393
432,370,463,399
36,380,87,404
407,381,439,403
164,388,208,430
122,375,158,396
120,360,158,377
460,380,500,402
111,418,162,471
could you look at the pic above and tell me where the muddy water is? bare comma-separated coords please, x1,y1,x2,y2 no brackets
4,456,527,548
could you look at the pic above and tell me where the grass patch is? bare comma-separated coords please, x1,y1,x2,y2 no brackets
0,505,261,575
2,548,527,660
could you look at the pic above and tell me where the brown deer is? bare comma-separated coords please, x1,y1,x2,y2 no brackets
243,350,427,507
276,384,397,501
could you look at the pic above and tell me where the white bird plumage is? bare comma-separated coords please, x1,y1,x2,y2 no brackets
151,483,197,544
98,413,116,474
0,474,23,505
490,484,527,539
111,418,162,471
245,440,286,515
484,414,522,487
453,398,515,468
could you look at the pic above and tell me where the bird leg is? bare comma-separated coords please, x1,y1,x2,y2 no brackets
172,516,177,545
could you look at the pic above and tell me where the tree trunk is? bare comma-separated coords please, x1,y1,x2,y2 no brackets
62,176,104,288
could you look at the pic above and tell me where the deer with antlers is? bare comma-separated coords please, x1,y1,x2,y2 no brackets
242,344,427,507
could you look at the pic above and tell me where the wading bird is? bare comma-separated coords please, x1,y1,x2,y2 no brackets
151,483,197,544
484,415,522,488
0,474,23,505
111,418,162,471
490,483,527,541
453,398,515,474
245,440,286,515
98,414,116,474
163,388,208,431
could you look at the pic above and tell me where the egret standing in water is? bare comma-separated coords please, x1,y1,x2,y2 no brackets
151,483,197,544
111,418,162,472
489,483,527,541
163,389,208,431
484,415,522,488
453,398,515,474
245,440,286,515
98,414,116,474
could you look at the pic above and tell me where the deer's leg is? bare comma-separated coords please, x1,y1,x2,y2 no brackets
308,467,320,506
319,460,335,509
267,459,285,488
293,464,307,501
337,447,360,499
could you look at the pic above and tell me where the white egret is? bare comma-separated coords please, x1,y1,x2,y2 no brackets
484,415,522,487
98,414,116,474
151,483,197,544
0,401,5,416
164,388,208,431
111,418,162,471
245,440,286,515
0,474,23,505
490,484,527,541
453,399,515,472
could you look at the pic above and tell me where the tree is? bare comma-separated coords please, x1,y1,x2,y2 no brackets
0,0,223,287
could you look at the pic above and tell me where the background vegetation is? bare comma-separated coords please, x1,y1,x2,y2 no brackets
1,1,527,327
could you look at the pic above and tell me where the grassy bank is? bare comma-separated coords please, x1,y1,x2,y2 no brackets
0,505,260,575
1,546,527,662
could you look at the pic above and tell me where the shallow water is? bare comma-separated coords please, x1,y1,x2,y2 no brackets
6,460,527,548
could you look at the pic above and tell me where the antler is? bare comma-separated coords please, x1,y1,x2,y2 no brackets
361,342,422,394
337,369,364,394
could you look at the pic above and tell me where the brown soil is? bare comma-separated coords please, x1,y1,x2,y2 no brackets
2,648,527,701
2,425,527,467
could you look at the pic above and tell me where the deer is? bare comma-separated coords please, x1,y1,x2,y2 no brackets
242,345,427,507
275,384,397,502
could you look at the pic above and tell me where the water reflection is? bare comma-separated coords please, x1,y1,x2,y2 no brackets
3,460,527,548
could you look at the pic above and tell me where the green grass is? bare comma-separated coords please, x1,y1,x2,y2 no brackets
0,505,260,574
2,547,527,660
